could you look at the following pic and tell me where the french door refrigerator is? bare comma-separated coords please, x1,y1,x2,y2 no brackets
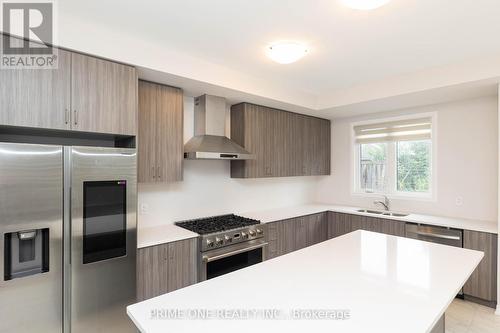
0,142,137,333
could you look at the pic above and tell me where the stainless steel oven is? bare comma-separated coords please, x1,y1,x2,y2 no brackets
175,214,267,282
200,239,267,281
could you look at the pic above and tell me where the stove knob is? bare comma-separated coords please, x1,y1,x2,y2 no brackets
241,232,248,239
215,237,224,245
224,235,231,243
256,228,263,235
249,230,256,237
206,239,214,248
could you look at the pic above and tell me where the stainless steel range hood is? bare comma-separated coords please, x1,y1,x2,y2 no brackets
184,95,254,160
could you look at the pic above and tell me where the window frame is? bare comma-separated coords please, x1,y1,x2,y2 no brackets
351,113,437,201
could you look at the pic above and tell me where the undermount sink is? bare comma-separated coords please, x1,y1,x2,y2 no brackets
356,209,409,218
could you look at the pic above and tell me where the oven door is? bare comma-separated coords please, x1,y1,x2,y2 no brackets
200,239,267,281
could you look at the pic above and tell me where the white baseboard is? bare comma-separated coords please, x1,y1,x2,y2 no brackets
496,304,500,316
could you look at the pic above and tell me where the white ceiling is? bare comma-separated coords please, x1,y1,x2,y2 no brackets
58,0,500,117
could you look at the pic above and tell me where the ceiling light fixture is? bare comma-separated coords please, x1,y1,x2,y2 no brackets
340,0,391,10
267,42,308,64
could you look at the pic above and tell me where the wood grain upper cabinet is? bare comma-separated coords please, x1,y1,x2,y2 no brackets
138,81,183,183
230,103,330,178
137,238,197,302
71,53,137,135
463,231,498,303
0,37,71,130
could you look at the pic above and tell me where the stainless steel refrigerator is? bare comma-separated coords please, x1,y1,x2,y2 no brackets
0,143,137,333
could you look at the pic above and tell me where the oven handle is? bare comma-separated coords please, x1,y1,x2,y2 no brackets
202,241,268,263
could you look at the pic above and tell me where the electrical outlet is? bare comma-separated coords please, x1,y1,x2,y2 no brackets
455,196,464,206
140,203,149,215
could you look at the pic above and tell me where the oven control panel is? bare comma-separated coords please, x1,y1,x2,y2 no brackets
200,226,265,252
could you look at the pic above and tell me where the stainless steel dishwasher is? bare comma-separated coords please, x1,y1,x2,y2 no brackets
405,223,463,247
405,223,464,297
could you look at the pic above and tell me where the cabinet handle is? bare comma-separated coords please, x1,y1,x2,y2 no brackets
152,167,156,179
64,108,69,124
73,110,78,126
157,166,161,180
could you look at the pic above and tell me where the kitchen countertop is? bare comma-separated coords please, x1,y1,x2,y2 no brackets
138,224,198,249
239,203,498,234
137,203,497,248
128,230,483,333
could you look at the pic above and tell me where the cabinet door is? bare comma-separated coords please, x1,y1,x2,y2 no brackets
379,219,406,237
294,217,308,251
241,104,267,178
306,213,328,246
156,84,183,182
0,37,71,130
350,214,367,231
328,212,354,239
318,119,331,175
71,53,137,135
463,231,498,302
363,217,384,232
292,113,306,176
138,81,158,183
137,243,169,301
167,239,197,292
282,219,297,255
265,222,280,260
137,238,197,301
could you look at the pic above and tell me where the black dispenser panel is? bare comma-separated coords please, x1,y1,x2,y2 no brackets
4,229,49,281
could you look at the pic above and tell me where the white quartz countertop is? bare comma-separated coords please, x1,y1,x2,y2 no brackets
240,203,498,234
138,224,198,249
137,203,497,248
128,230,483,333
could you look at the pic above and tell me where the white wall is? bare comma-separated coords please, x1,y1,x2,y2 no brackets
137,97,321,228
316,96,499,222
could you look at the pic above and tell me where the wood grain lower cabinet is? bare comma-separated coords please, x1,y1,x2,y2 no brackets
138,81,183,183
71,53,137,135
265,213,328,260
305,212,328,246
137,238,197,301
327,212,353,239
328,212,405,238
230,103,331,178
463,231,498,303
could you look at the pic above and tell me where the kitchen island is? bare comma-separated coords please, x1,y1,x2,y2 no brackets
128,230,483,333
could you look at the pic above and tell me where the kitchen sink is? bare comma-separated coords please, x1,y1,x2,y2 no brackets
356,209,409,217
356,209,384,214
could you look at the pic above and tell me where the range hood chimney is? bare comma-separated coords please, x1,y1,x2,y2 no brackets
184,95,254,160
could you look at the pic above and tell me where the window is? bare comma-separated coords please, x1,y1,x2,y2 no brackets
353,115,435,199
360,142,387,193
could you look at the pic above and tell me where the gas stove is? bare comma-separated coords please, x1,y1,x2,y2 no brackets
175,214,264,252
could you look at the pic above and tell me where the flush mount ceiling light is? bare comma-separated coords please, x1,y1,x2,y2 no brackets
267,42,308,64
340,0,391,10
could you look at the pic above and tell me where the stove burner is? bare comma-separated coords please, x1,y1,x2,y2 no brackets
175,214,260,235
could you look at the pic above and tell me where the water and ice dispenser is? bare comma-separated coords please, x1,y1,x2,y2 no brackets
4,229,49,281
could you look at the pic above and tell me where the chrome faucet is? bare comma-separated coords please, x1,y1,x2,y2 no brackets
374,195,390,211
